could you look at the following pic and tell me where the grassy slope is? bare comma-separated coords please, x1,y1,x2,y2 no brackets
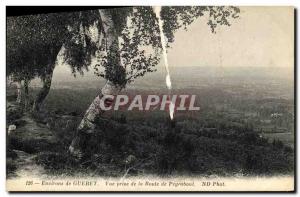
6,75,294,177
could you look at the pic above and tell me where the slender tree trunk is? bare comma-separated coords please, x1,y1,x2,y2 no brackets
16,81,22,104
24,78,30,110
32,64,55,112
69,9,124,158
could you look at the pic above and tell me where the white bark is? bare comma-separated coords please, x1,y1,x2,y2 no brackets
16,81,22,104
77,80,122,133
24,78,30,110
76,9,123,134
69,9,126,158
98,9,117,49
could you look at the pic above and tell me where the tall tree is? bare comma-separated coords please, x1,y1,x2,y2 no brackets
7,13,69,110
6,7,240,158
6,10,101,111
68,6,240,158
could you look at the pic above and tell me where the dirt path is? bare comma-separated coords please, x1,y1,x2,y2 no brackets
7,102,60,178
10,113,58,146
11,150,46,178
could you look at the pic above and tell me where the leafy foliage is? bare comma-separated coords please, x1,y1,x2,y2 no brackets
62,10,101,75
6,10,103,81
94,7,162,86
7,13,69,81
161,6,240,43
7,6,240,87
92,6,240,86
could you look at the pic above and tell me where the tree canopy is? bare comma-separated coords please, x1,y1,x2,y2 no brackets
7,13,68,81
93,6,240,87
7,6,240,86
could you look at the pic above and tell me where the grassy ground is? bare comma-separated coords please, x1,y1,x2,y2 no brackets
262,133,294,148
33,110,295,177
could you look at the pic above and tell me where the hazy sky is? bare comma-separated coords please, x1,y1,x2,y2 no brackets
54,6,294,77
167,6,294,69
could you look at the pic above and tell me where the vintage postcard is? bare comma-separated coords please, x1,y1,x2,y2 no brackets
6,6,295,192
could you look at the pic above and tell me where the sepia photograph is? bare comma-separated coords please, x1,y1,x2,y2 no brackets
5,5,295,192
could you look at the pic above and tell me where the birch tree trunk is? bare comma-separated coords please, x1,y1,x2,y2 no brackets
24,78,29,110
69,9,124,158
16,81,22,104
